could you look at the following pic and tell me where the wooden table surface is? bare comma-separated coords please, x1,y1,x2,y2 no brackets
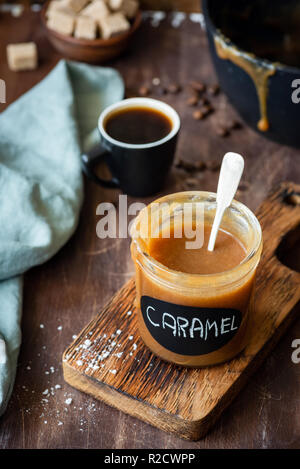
0,6,299,449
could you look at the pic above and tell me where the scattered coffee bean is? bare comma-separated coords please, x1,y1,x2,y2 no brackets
207,160,221,171
156,86,167,96
138,85,151,96
193,109,204,120
286,192,300,206
190,80,206,93
182,161,198,172
194,160,206,171
208,84,220,96
202,104,214,116
175,159,185,169
198,97,210,106
228,119,242,130
192,104,213,120
176,159,197,172
216,126,230,137
238,181,250,191
187,95,198,106
176,159,207,173
167,83,181,94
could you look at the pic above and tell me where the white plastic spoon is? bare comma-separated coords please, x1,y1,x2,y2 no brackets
207,152,244,252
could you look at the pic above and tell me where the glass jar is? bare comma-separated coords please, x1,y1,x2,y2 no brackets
130,191,262,367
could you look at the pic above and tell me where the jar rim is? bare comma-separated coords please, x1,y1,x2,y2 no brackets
131,191,262,287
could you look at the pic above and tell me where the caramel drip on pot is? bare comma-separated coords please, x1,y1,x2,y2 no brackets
214,35,276,132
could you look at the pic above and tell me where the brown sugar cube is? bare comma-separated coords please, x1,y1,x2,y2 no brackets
120,0,139,19
99,12,130,39
46,0,65,16
75,16,97,39
7,42,38,71
108,0,123,9
46,0,77,25
124,0,139,19
63,0,90,13
80,0,109,21
47,9,75,35
46,0,77,19
109,0,139,18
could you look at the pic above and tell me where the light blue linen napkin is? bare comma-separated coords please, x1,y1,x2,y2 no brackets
0,59,124,415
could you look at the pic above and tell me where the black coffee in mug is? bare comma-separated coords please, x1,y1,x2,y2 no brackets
81,98,180,197
104,107,173,145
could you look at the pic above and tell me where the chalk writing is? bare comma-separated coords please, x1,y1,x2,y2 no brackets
141,296,243,356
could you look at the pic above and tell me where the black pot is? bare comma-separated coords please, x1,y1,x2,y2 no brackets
202,0,300,148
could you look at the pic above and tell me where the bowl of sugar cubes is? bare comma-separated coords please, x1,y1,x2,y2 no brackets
41,0,141,63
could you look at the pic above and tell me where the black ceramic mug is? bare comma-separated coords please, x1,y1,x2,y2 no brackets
81,98,180,197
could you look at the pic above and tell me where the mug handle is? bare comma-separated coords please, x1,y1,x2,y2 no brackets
81,144,120,189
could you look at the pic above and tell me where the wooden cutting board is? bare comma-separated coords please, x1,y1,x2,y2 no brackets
63,182,300,440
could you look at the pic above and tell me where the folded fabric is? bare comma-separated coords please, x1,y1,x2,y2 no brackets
0,60,124,415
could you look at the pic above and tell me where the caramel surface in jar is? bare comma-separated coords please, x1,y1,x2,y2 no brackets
131,192,262,367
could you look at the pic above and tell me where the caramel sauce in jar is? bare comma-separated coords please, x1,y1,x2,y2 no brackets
148,224,246,275
130,192,262,367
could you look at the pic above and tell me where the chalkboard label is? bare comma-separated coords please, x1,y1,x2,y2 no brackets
141,296,243,356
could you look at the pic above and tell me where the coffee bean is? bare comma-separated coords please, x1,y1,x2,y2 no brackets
194,160,206,171
187,96,198,106
216,126,230,137
167,83,181,94
175,158,184,167
176,159,207,173
190,81,206,93
228,119,242,130
156,86,167,96
208,84,220,95
193,109,204,120
138,85,150,96
176,159,197,172
198,97,210,106
207,160,221,171
202,104,214,116
238,181,250,191
182,161,198,172
175,159,187,169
